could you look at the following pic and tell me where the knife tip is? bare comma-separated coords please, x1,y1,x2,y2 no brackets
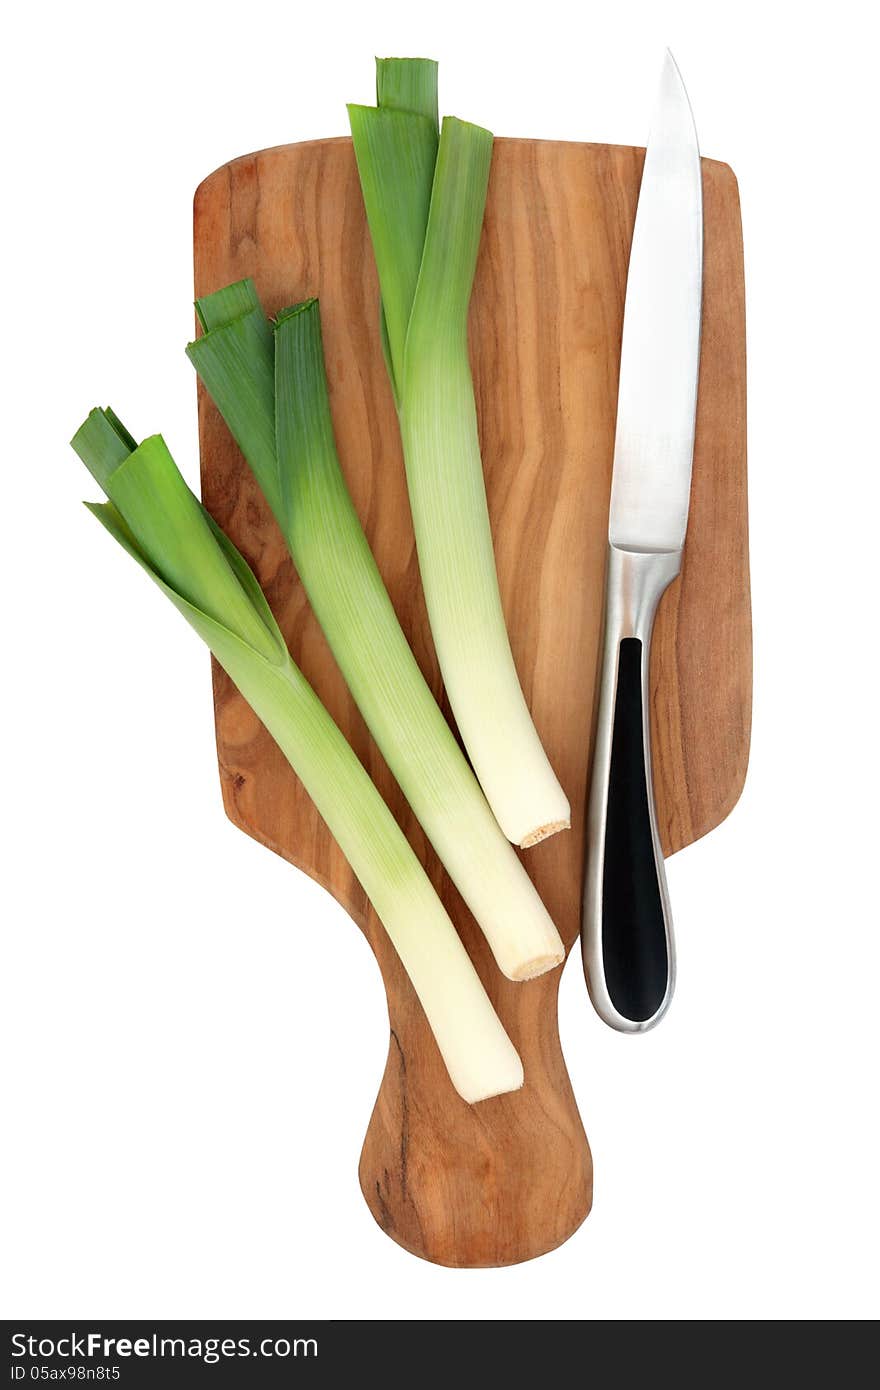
661,47,684,90
652,47,700,156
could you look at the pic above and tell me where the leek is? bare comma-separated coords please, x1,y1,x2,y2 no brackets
71,408,524,1104
187,287,565,981
348,59,570,848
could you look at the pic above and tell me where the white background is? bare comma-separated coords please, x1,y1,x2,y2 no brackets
2,0,877,1322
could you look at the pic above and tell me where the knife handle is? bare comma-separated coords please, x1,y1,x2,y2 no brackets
581,544,680,1031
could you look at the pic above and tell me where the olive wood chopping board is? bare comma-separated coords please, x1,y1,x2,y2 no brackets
193,136,750,1268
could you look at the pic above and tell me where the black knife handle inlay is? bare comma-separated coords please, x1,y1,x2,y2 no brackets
602,638,669,1022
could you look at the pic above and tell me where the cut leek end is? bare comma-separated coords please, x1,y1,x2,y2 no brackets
486,778,572,850
443,1023,524,1101
504,947,566,984
520,818,571,850
456,1057,524,1105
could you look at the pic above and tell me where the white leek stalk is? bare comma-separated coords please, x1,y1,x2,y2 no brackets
71,408,523,1103
348,59,571,847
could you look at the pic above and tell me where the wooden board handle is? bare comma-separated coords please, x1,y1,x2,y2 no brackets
360,955,592,1266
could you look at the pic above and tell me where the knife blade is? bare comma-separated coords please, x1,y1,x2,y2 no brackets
581,51,704,1032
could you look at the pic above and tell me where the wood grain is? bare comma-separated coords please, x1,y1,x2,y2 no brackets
193,137,750,1267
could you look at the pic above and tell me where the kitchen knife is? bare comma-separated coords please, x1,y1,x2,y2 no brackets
581,51,704,1032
